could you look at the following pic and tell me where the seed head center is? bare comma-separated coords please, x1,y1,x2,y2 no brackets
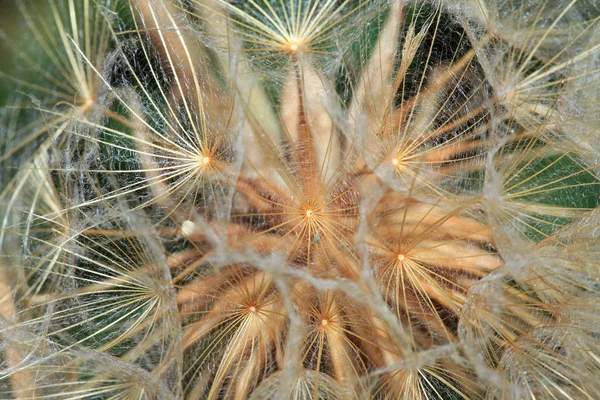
288,42,300,52
82,97,95,111
201,156,211,166
392,158,400,166
249,306,257,313
306,209,314,218
397,253,405,261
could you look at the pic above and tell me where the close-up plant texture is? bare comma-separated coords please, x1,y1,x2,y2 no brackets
1,0,600,398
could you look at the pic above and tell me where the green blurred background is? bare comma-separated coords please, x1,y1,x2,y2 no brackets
0,0,22,106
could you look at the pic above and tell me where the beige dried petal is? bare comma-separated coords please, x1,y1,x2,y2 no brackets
349,1,404,139
281,60,340,182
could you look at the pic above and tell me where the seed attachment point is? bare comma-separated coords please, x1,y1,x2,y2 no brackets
82,97,95,111
288,42,300,53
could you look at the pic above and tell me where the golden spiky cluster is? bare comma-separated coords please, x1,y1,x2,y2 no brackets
1,0,599,399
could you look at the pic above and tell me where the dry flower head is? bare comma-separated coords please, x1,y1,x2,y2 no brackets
1,0,600,399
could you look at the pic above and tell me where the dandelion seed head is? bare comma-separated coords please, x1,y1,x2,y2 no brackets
2,0,600,398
